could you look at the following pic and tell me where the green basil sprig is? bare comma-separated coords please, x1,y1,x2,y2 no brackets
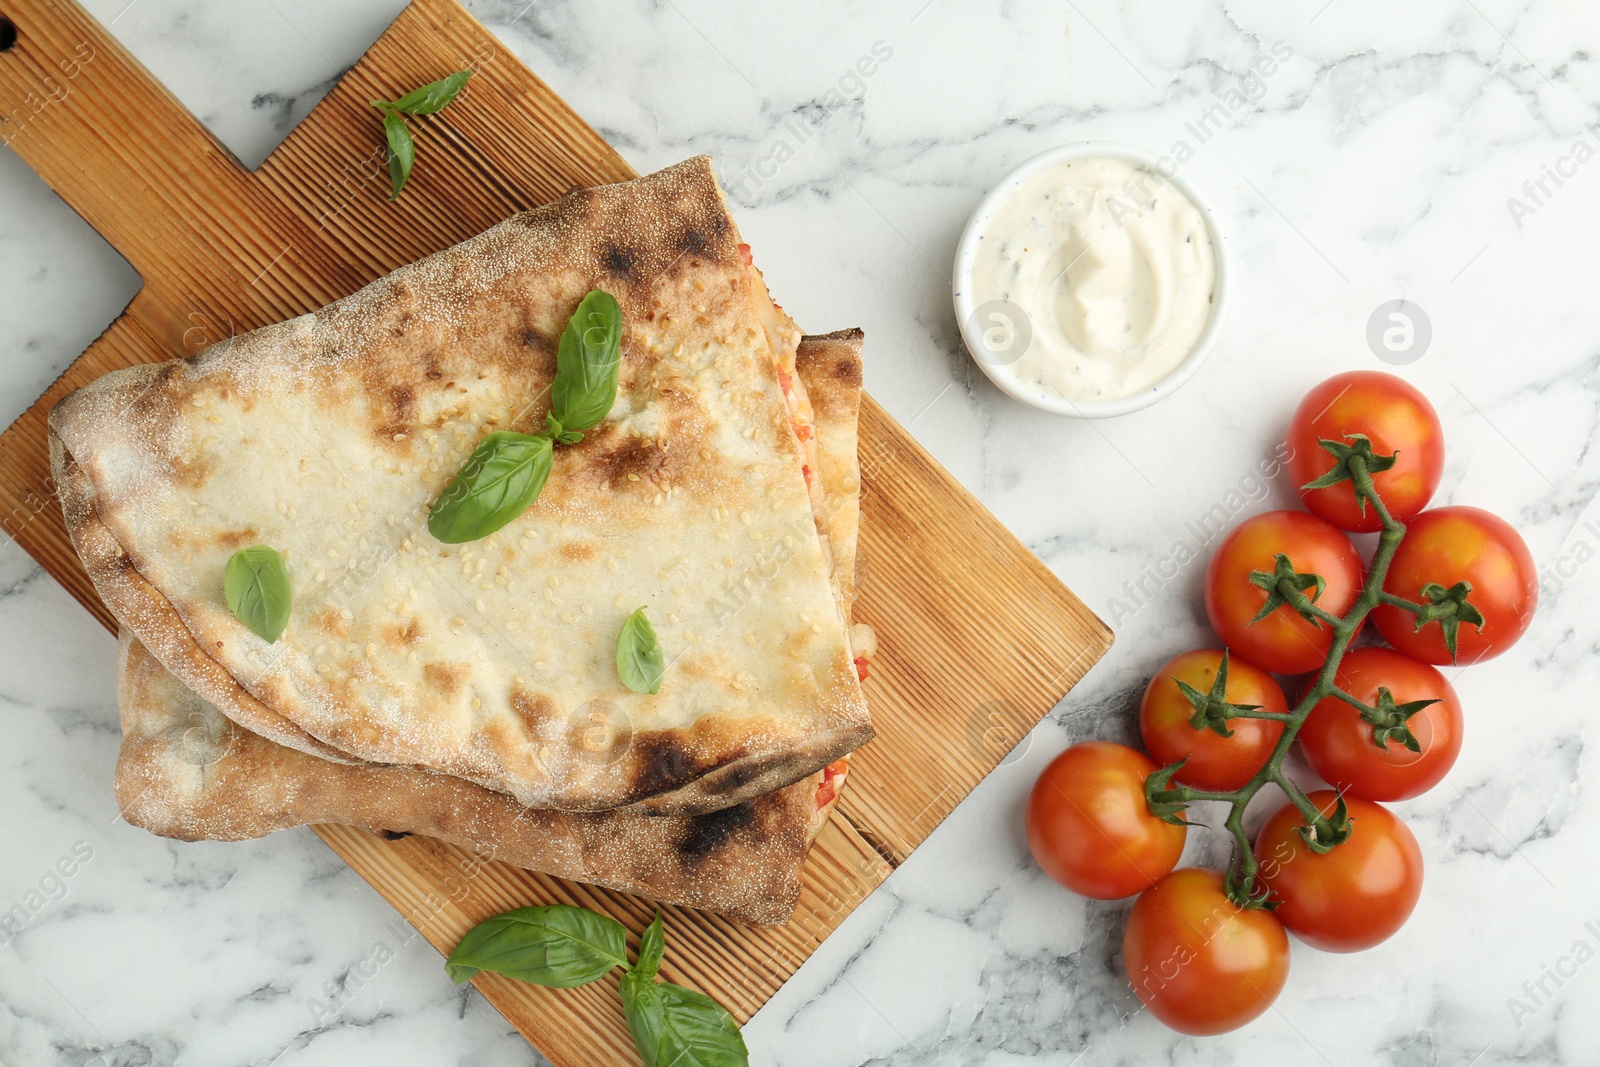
622,916,745,1067
623,972,746,1067
444,905,627,987
446,908,747,1067
548,289,623,440
427,431,553,544
616,606,665,695
369,69,472,199
380,111,414,202
376,69,472,115
224,545,292,643
426,289,621,544
633,913,666,978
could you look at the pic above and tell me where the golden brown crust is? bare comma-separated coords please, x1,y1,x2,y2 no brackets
795,329,864,616
796,328,866,417
115,632,815,925
52,158,871,814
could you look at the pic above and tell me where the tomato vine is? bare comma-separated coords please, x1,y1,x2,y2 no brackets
1144,439,1469,907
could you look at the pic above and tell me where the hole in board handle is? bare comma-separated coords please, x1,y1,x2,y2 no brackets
0,18,16,52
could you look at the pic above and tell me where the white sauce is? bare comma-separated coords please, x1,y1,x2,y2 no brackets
969,157,1217,404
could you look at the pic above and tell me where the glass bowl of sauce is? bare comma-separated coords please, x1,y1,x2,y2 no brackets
954,142,1228,418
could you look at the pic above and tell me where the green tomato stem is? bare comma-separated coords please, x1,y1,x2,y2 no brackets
1222,779,1267,898
1378,590,1428,613
1224,708,1296,722
1273,582,1347,629
1167,451,1411,908
1327,685,1376,714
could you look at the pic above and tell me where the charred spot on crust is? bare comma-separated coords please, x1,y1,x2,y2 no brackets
386,617,424,646
601,245,638,280
678,802,758,865
795,334,865,418
678,212,728,260
389,385,416,421
680,228,712,258
315,608,349,640
214,527,257,552
828,355,863,388
796,334,864,386
510,689,556,731
593,433,664,485
169,454,213,490
423,661,470,700
378,829,413,841
716,758,773,791
628,733,710,799
618,733,796,810
803,356,863,421
641,741,696,793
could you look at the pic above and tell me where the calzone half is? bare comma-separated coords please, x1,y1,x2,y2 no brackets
52,158,871,814
111,331,869,925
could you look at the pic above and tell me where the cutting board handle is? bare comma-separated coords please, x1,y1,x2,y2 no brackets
0,0,246,279
0,0,357,321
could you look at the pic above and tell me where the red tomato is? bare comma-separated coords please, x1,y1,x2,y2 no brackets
1299,648,1463,801
1204,511,1365,674
1139,650,1286,791
1286,371,1445,532
1025,742,1185,900
1254,790,1423,952
1372,506,1537,665
1123,868,1290,1036
814,759,849,810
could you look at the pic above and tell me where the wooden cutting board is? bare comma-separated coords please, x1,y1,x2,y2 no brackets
0,1,1112,1062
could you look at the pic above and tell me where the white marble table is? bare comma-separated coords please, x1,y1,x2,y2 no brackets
3,1,1597,1064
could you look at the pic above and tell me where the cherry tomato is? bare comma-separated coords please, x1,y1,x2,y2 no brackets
1254,790,1423,952
1204,511,1365,675
1139,650,1287,791
1025,742,1185,900
1286,371,1445,532
1372,506,1537,665
1299,648,1463,801
1123,868,1290,1036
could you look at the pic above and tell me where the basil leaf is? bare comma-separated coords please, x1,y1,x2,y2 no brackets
621,971,748,1067
224,545,292,643
370,71,468,200
428,431,553,544
632,914,665,980
382,110,414,200
382,69,472,115
445,905,627,988
550,289,623,432
616,607,665,695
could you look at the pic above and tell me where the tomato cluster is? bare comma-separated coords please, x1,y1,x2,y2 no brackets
1024,371,1537,1036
